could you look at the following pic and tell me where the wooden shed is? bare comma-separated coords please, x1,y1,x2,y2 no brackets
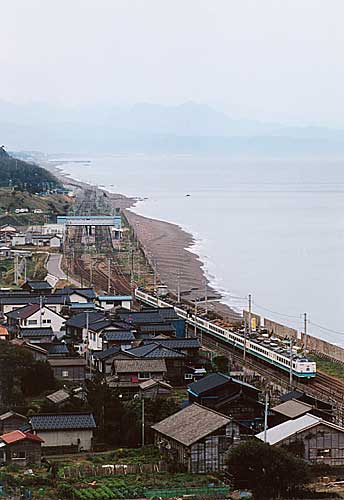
152,403,241,473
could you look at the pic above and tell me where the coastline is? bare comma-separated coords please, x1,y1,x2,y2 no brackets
44,159,241,322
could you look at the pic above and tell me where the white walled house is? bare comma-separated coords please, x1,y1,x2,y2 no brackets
0,296,66,315
6,304,65,332
97,295,132,310
30,413,96,452
10,234,27,246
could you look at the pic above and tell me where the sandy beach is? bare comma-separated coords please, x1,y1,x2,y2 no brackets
44,160,241,323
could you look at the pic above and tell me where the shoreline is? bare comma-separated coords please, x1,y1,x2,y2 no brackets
43,159,241,323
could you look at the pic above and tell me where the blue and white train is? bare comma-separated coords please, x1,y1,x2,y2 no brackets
134,288,316,379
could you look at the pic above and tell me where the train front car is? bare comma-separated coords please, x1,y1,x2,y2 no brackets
294,357,316,378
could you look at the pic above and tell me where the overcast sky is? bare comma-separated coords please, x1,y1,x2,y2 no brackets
1,0,344,126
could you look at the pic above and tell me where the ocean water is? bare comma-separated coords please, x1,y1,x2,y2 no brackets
59,155,344,345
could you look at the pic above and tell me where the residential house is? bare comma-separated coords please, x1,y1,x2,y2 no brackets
188,373,262,429
102,330,135,350
280,390,333,421
118,307,185,338
124,343,186,385
0,430,43,466
48,358,87,382
256,413,344,465
55,287,97,303
0,325,9,341
30,413,96,452
270,398,333,427
46,389,71,406
0,294,68,315
65,311,107,353
152,403,241,473
93,346,122,375
47,342,69,357
97,295,132,311
0,412,28,434
22,280,52,294
6,304,65,332
144,338,201,361
18,326,55,345
112,358,167,383
10,234,26,246
29,234,62,248
10,339,48,361
139,379,173,399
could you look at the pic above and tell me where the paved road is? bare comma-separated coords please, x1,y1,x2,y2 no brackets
46,253,80,287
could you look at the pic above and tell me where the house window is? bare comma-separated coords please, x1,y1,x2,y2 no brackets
317,449,331,458
138,372,151,379
11,451,26,460
28,320,37,325
185,373,193,380
62,370,69,378
43,319,51,324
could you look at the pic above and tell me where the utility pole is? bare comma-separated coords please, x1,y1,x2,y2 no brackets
14,255,19,285
142,397,145,447
204,280,208,315
39,296,43,327
263,391,269,443
23,257,27,282
194,299,198,340
153,260,157,290
289,338,294,389
177,270,181,303
248,293,252,336
304,312,308,353
107,257,111,293
90,257,93,287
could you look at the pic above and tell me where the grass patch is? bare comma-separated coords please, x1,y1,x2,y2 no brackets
311,355,344,380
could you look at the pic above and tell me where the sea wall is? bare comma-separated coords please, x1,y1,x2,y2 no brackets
301,333,344,363
264,318,298,341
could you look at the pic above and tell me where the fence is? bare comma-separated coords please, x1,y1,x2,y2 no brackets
145,486,230,498
61,461,166,479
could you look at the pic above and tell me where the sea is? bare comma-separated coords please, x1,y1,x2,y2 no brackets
58,155,344,346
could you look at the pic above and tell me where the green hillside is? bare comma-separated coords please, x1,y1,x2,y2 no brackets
0,146,61,193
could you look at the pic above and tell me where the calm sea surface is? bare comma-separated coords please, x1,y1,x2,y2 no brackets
59,155,344,345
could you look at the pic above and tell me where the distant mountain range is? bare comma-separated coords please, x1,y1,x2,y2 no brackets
1,100,344,155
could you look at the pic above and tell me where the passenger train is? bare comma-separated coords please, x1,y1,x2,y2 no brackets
135,288,316,379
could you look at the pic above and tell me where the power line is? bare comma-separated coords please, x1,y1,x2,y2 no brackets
252,301,302,320
308,321,344,336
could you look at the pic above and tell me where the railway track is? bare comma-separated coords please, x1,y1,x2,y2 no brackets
202,332,344,424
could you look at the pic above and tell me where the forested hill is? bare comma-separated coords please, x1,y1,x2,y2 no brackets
0,147,61,193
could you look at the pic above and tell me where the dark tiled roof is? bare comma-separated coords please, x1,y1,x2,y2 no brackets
65,311,105,328
125,343,185,359
23,280,52,290
55,287,96,300
93,345,121,360
103,330,135,342
188,373,259,396
139,324,176,333
114,358,167,373
30,413,96,431
0,295,68,305
144,338,200,349
90,319,113,332
48,343,69,355
48,358,86,367
20,327,54,337
6,303,41,319
118,307,179,324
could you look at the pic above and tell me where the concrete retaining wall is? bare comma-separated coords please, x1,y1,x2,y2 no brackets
301,333,344,363
264,318,299,341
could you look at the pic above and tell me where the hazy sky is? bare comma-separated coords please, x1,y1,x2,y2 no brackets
1,0,344,125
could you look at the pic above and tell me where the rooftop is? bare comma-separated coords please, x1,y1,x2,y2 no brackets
125,343,185,359
93,345,121,360
0,430,43,444
6,303,41,320
113,358,167,373
98,295,132,301
30,412,96,431
102,330,135,342
46,389,70,405
48,358,86,367
23,280,52,290
19,327,54,338
144,338,200,349
0,411,26,421
272,399,313,419
152,403,231,446
188,372,259,396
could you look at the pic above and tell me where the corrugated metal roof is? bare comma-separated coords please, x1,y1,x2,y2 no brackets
98,295,132,301
256,414,324,445
0,430,43,444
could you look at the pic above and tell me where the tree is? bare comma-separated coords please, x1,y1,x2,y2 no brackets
213,355,229,373
226,440,310,500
